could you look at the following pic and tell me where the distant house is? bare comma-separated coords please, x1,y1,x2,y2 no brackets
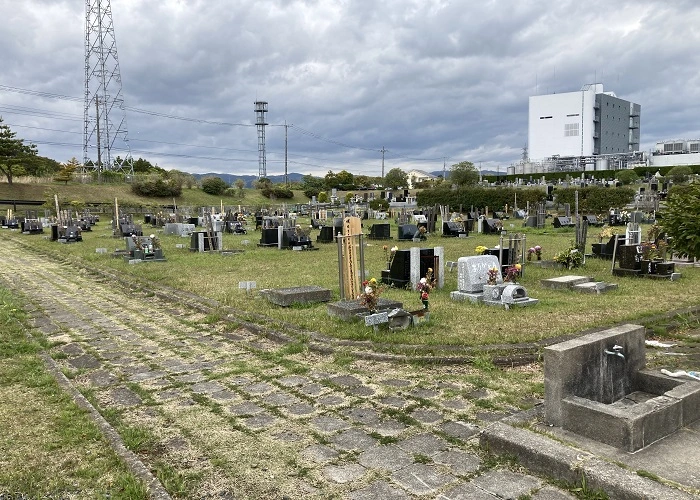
406,169,437,188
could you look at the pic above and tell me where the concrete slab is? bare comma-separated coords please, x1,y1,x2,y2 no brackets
450,290,483,303
396,433,450,456
326,298,403,321
330,428,377,451
323,463,366,484
470,469,543,499
262,285,332,306
433,450,481,475
391,463,454,495
571,281,619,294
357,444,413,471
540,275,593,289
346,480,412,500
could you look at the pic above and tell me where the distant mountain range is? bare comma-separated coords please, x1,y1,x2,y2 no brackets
192,168,504,187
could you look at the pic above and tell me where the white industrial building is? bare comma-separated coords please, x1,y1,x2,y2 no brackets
650,139,700,167
527,83,640,164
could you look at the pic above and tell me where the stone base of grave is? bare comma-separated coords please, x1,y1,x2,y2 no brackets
612,268,681,280
483,297,539,308
261,286,332,307
572,281,619,294
450,291,484,304
327,298,403,322
540,275,593,289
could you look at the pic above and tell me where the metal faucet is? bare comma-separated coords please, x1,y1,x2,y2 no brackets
604,344,625,360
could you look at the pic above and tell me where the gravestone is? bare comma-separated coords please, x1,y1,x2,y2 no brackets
262,286,331,307
450,255,501,303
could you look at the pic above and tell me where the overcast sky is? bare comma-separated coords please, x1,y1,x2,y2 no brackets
2,0,699,178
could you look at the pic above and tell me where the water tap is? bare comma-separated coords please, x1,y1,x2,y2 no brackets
604,344,625,360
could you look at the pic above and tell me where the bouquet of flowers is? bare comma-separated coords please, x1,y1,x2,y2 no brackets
358,278,384,312
553,245,584,269
527,245,541,261
416,268,437,309
475,245,489,255
486,266,500,285
504,263,521,282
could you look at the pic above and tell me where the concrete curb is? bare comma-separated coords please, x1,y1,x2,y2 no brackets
480,421,695,500
39,353,172,499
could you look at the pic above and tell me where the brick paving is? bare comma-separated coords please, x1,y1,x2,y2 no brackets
0,239,576,499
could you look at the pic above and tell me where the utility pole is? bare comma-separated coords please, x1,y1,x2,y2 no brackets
443,157,447,179
95,96,102,181
284,121,289,186
381,146,386,179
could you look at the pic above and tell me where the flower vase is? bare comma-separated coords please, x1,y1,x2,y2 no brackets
483,284,505,302
421,299,429,310
537,254,542,260
639,259,650,274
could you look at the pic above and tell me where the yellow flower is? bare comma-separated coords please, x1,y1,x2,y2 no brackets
515,264,521,270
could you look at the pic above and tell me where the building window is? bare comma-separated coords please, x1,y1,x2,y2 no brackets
564,123,579,137
540,116,553,120
566,113,580,117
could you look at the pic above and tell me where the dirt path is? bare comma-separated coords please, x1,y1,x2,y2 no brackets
0,239,574,499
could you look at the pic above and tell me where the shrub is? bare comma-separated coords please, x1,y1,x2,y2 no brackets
201,176,229,195
131,174,182,197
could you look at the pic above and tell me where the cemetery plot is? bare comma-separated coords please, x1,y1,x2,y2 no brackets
124,235,166,262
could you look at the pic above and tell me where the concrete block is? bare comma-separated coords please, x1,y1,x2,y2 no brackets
262,286,331,307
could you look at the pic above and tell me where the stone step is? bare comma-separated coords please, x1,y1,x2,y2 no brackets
540,275,593,289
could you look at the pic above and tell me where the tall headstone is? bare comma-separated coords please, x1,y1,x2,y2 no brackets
339,216,363,300
456,255,502,293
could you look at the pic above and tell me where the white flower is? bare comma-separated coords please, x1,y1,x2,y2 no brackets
149,234,155,239
365,286,373,294
420,278,427,284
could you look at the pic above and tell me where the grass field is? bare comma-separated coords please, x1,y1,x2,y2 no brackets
3,211,698,352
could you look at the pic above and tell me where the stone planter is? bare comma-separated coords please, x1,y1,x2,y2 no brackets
483,284,506,302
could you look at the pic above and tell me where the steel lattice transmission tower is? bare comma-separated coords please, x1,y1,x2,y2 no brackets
83,0,133,177
254,101,268,179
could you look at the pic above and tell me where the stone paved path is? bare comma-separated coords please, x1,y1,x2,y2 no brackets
0,239,576,499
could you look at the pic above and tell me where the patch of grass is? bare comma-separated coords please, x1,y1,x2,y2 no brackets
413,453,432,464
120,425,160,454
0,286,147,497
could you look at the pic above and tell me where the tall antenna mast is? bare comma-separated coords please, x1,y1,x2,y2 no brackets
83,0,133,178
255,101,268,179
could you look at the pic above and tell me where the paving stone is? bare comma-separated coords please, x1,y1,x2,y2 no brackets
346,385,375,396
440,482,491,499
379,395,407,408
316,394,345,406
243,382,275,395
299,383,328,396
261,391,301,407
330,428,377,451
287,403,316,416
228,402,264,416
273,430,303,442
301,444,339,463
228,376,253,385
242,413,276,429
322,463,366,484
410,387,440,399
346,480,411,500
410,408,443,424
155,390,181,401
381,378,413,388
68,354,101,369
373,419,408,437
84,369,118,387
476,411,510,423
341,407,382,425
173,373,207,384
440,421,479,440
210,390,239,401
109,386,142,407
328,374,363,387
357,444,412,471
311,415,351,433
433,450,482,475
276,375,309,387
391,463,454,495
470,469,543,499
129,370,167,382
397,433,450,456
59,343,85,356
191,381,227,394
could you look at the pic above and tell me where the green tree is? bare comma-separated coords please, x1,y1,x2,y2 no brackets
660,183,700,259
667,165,693,184
0,117,38,184
318,191,328,203
201,176,229,195
234,178,246,199
616,169,639,185
301,175,325,199
384,168,408,189
53,158,80,185
449,161,479,187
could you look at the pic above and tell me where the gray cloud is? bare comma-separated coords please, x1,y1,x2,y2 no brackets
2,0,700,177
